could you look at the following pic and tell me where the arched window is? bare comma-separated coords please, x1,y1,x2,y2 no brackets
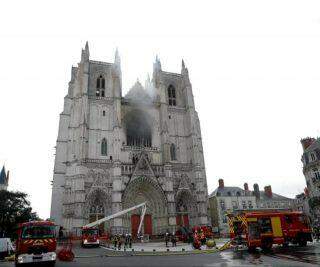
170,143,176,160
167,85,176,106
101,138,107,156
96,75,105,97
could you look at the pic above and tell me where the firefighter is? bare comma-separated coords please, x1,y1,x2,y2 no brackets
200,230,206,245
124,234,128,249
165,232,170,247
118,234,123,250
113,235,118,250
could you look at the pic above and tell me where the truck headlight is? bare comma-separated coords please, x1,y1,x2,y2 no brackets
50,252,56,260
17,256,24,263
84,239,88,244
96,239,100,243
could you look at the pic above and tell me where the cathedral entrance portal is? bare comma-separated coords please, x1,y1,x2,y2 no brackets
130,214,152,237
85,188,111,234
123,177,167,236
175,190,197,230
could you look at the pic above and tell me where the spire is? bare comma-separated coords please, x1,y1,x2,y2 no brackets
181,58,189,75
113,47,121,77
0,166,6,185
114,48,121,65
6,170,9,184
85,41,89,55
153,55,162,71
81,41,90,61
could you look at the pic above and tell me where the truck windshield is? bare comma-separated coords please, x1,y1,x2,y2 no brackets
83,229,98,235
21,225,55,239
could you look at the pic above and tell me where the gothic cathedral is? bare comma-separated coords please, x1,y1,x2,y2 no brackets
50,43,209,235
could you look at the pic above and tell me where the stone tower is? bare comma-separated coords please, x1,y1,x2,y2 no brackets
50,43,209,235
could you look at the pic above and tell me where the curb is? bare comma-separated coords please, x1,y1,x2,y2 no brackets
74,246,220,258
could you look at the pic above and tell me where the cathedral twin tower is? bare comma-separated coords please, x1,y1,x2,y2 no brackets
50,42,209,235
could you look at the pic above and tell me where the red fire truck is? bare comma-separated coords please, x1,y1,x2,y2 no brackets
81,227,100,247
15,221,56,266
228,210,312,251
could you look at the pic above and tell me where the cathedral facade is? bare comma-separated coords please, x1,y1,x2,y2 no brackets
50,43,209,235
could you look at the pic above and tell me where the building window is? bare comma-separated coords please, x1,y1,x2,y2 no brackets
248,200,253,209
232,201,238,210
236,191,241,196
96,75,105,97
313,168,320,180
242,201,247,209
227,192,232,196
222,215,227,224
220,200,225,211
170,143,177,160
168,85,176,106
311,152,316,162
101,138,107,156
102,110,106,116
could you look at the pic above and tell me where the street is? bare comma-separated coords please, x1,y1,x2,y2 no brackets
2,242,320,267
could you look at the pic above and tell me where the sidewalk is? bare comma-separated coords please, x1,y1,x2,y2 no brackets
101,238,230,252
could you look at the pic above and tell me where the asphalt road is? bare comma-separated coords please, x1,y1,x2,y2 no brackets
2,242,320,267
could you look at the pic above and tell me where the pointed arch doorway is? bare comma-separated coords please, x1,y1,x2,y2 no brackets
123,176,167,237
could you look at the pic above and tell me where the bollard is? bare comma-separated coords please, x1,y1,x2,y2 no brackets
182,248,185,252
153,249,156,252
132,248,134,252
167,248,169,252
141,249,144,252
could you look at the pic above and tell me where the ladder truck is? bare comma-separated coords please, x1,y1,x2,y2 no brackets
81,202,147,247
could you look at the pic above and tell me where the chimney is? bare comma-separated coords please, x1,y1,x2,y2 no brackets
264,185,272,198
253,183,260,199
244,183,249,191
218,179,224,189
301,137,316,151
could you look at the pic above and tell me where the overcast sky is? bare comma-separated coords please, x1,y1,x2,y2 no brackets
1,0,320,219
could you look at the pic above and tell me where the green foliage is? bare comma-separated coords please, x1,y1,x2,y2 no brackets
0,190,39,239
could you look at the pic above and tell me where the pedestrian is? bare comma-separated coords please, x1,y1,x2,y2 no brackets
124,234,128,249
171,232,177,247
118,235,122,250
129,233,132,248
165,232,169,247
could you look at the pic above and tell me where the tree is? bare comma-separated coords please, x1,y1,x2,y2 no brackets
0,190,39,238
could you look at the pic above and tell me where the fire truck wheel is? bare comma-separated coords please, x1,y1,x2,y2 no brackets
261,239,273,251
298,239,307,247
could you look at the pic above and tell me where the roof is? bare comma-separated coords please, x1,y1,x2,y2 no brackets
19,221,55,227
209,186,293,201
209,186,246,198
258,191,293,201
124,80,153,104
305,138,320,153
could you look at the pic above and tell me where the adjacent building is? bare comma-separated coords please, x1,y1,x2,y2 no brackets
294,192,310,217
209,179,257,235
252,184,294,210
301,137,320,226
209,179,294,235
0,166,9,190
50,43,209,235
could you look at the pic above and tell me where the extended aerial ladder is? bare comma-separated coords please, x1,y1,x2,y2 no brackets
83,202,147,237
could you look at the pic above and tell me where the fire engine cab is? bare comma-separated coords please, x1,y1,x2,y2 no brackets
15,221,56,266
81,227,100,247
228,210,312,251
